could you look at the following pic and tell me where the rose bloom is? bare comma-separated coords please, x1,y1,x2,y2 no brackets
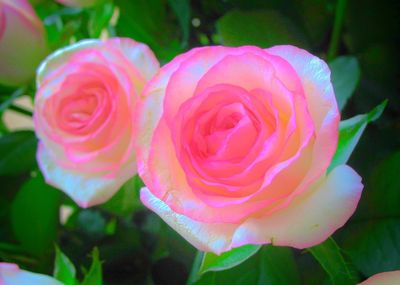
0,0,48,86
136,45,364,254
34,38,159,207
359,271,400,285
0,263,63,285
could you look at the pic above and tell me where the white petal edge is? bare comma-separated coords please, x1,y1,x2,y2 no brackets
0,263,63,285
36,39,100,87
141,165,363,254
37,143,136,207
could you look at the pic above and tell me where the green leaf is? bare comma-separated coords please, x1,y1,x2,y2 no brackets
0,131,37,176
187,251,204,285
101,175,144,216
81,248,102,285
190,249,259,285
198,245,261,276
54,246,77,285
11,173,61,256
258,245,301,285
88,2,115,38
216,10,309,48
294,0,333,46
341,219,400,277
309,238,358,285
114,0,182,62
190,245,301,285
329,100,387,171
329,56,361,110
168,0,190,47
364,151,400,217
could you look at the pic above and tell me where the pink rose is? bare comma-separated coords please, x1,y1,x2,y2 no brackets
55,0,102,8
0,0,48,86
359,271,400,285
0,263,63,285
136,45,364,254
34,38,159,207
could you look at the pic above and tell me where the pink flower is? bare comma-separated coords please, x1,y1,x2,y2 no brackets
136,45,364,254
34,38,159,207
0,0,48,86
359,271,400,285
55,0,102,8
0,263,63,285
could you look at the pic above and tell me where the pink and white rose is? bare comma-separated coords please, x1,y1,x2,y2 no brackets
34,38,159,207
136,45,364,254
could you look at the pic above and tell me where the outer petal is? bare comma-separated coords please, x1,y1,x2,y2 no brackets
231,164,363,248
36,39,99,86
140,186,236,254
37,38,158,87
267,45,339,170
37,143,136,207
359,271,400,285
0,263,63,285
141,165,362,254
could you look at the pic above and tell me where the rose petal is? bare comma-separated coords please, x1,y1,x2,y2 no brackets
231,164,363,248
359,271,400,285
141,164,362,254
36,39,99,86
140,187,236,254
37,143,136,207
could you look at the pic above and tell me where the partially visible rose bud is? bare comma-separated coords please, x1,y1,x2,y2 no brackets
55,0,103,8
0,0,48,86
0,263,63,285
359,271,400,285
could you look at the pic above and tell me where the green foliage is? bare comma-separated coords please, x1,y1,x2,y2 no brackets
309,238,359,285
329,100,387,171
88,2,115,38
11,173,61,256
197,245,261,276
216,10,309,48
0,0,397,284
114,0,183,62
168,0,191,47
82,248,103,285
341,219,400,277
54,246,77,285
257,245,301,285
101,175,144,216
0,131,37,176
363,151,400,218
191,245,301,285
54,246,103,285
330,56,361,110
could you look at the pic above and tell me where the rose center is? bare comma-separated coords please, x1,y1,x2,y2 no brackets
64,94,98,128
195,102,259,161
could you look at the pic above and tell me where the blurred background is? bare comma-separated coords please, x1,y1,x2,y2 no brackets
0,0,399,284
